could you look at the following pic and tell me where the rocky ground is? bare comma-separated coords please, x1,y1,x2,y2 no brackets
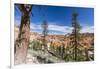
25,49,65,64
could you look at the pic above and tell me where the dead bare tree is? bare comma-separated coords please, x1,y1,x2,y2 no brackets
14,4,32,64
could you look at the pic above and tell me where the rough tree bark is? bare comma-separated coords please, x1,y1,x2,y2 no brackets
14,4,32,64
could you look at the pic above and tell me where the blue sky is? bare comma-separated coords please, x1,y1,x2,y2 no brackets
15,4,94,35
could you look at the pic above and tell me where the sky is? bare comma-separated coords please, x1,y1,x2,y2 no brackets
15,4,94,35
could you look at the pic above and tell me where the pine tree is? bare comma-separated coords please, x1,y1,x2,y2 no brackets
70,12,81,61
41,20,48,52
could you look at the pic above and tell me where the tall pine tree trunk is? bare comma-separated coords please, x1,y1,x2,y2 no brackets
14,4,32,64
15,14,30,64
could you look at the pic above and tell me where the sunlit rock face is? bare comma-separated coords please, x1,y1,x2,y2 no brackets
15,25,94,49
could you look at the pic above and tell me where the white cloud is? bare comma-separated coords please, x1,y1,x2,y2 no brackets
80,26,94,33
30,23,41,30
48,24,73,33
15,21,94,35
30,23,94,34
30,22,73,35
